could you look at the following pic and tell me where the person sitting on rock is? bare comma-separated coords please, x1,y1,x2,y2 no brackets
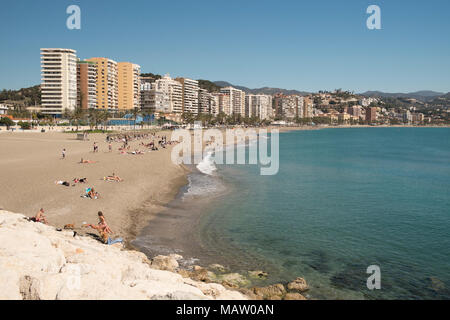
34,208,48,224
97,211,113,234
83,212,121,245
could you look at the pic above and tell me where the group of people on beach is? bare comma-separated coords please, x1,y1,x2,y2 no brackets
44,131,178,246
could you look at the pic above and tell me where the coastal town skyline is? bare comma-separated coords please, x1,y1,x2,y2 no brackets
1,0,450,92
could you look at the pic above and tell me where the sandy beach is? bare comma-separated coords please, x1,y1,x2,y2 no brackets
0,130,188,242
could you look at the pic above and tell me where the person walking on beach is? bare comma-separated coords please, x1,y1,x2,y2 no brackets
108,142,112,152
93,142,98,153
61,148,66,159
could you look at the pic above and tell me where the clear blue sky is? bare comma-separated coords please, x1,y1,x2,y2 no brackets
1,0,449,93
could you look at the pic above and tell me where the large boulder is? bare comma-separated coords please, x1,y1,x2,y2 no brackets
209,264,227,273
0,210,247,300
219,273,250,287
151,255,179,272
252,284,286,300
248,270,268,279
284,292,307,300
190,266,216,283
287,277,309,292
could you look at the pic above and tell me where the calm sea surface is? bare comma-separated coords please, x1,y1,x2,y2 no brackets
195,128,450,299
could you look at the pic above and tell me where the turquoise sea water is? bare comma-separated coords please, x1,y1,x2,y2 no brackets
197,128,450,299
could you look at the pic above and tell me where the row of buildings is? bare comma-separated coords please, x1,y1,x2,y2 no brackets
41,48,141,115
140,76,278,121
39,48,313,121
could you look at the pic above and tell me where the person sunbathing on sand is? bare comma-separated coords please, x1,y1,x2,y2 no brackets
73,177,87,183
80,158,97,164
35,208,48,224
88,187,99,199
82,187,99,199
104,173,123,182
55,180,71,187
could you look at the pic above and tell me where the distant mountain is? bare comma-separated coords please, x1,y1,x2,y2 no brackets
360,90,444,102
213,81,310,96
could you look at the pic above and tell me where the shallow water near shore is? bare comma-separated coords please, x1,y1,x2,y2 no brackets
135,127,450,299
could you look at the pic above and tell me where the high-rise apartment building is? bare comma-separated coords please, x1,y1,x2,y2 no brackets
245,94,273,119
366,107,377,123
198,88,211,114
220,86,245,116
141,75,183,114
348,105,363,118
86,57,118,110
40,48,77,115
213,92,231,115
118,62,141,110
76,60,97,110
302,96,313,118
198,89,220,115
175,78,199,114
273,94,303,119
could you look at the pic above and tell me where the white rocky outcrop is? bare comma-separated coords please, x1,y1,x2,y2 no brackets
0,210,246,300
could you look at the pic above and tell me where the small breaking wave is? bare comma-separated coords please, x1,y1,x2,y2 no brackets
196,151,217,176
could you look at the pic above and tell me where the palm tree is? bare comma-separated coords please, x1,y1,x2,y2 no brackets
131,107,140,132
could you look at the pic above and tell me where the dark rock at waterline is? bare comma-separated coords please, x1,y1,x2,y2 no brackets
248,270,268,279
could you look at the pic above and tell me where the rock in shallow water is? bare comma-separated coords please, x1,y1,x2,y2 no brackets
287,277,309,292
219,273,250,287
252,284,286,300
248,270,268,279
284,292,307,300
151,255,179,272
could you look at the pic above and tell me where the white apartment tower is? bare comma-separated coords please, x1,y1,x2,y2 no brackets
147,75,183,114
245,94,273,120
220,86,245,116
175,78,199,115
41,48,77,115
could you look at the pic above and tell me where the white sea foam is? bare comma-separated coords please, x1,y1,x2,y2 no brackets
196,151,217,176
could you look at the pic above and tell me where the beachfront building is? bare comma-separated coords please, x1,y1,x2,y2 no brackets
118,62,141,110
220,86,245,116
140,74,183,114
76,60,97,110
348,105,363,118
40,48,78,116
213,92,231,115
303,96,313,118
366,107,378,123
198,88,212,114
86,57,119,111
140,82,167,113
175,78,199,115
402,110,412,124
140,75,155,85
245,94,273,120
273,94,304,119
198,89,219,115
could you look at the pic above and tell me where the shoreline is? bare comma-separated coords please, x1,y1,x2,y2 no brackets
0,130,188,244
3,126,448,299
